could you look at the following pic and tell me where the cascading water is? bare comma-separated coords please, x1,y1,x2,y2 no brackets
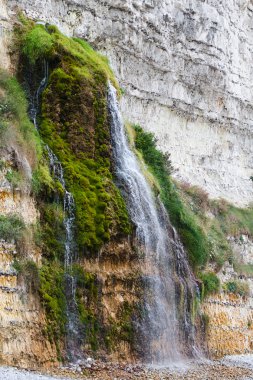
108,82,200,366
29,59,49,130
30,61,82,361
47,148,82,360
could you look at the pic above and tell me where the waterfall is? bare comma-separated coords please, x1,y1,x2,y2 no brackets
108,82,200,366
31,61,81,362
30,59,49,130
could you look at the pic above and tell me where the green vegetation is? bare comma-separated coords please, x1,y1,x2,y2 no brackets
201,313,210,332
223,280,250,298
0,70,39,151
234,263,253,277
37,203,65,261
131,125,253,301
198,271,220,299
180,184,253,269
22,25,54,64
17,21,130,252
133,125,209,270
13,259,40,291
39,261,67,343
0,69,53,197
105,301,136,351
5,169,23,189
0,214,26,243
9,18,133,355
72,264,99,350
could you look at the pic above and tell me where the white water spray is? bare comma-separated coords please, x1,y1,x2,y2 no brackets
108,82,199,365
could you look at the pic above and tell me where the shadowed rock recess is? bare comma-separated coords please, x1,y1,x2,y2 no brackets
0,0,252,373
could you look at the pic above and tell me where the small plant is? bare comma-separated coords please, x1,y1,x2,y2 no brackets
0,214,25,243
0,159,6,170
180,183,209,212
234,263,253,277
198,271,220,299
13,259,39,291
223,280,250,298
201,313,210,332
6,169,22,189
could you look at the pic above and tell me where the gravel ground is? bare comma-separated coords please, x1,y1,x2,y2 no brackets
0,356,253,380
0,367,69,380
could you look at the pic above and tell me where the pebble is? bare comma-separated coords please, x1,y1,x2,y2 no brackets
0,356,253,380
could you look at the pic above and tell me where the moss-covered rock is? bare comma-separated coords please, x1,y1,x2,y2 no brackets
12,19,135,357
18,22,130,253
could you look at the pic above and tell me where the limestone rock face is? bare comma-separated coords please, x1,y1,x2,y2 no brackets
202,236,253,358
202,291,253,358
4,0,253,205
0,241,57,368
0,150,58,368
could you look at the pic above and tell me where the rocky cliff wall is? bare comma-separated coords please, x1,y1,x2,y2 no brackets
0,151,58,368
1,0,253,364
3,0,253,206
203,235,253,358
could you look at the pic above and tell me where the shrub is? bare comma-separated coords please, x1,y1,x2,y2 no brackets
13,259,39,291
198,271,220,298
0,214,25,243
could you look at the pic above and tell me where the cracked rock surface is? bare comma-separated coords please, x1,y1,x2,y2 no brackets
4,0,253,205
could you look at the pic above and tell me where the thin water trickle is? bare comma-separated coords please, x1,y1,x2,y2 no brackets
108,82,200,365
30,60,49,130
31,62,81,362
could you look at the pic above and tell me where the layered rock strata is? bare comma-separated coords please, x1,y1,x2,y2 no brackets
3,0,253,205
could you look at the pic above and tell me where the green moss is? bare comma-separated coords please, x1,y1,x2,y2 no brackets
31,160,55,196
39,261,67,342
105,301,136,351
133,125,209,270
71,264,99,350
17,21,130,252
22,25,54,65
0,69,53,201
38,203,65,261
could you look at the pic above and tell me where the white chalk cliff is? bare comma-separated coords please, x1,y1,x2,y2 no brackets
3,0,253,205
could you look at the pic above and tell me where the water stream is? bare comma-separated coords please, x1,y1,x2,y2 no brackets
108,82,200,365
30,61,81,361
